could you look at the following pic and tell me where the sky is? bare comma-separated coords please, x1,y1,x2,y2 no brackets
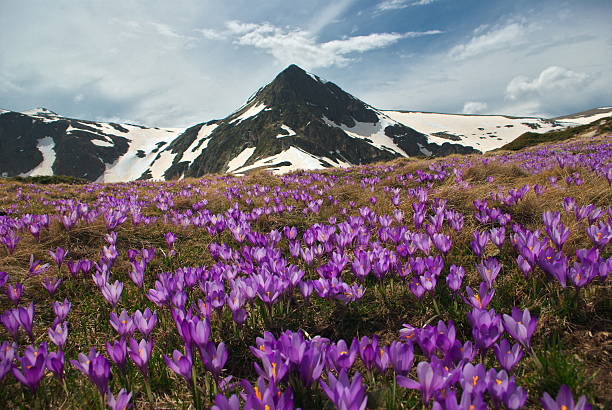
1,0,611,127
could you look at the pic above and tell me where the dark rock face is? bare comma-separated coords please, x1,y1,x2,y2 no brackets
0,111,129,180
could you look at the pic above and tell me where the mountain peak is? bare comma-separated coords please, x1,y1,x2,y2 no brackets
22,107,58,116
254,64,378,126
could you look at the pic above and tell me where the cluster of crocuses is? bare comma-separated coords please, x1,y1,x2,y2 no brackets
0,136,609,408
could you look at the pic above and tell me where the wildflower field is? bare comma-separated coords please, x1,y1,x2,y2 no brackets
0,134,610,409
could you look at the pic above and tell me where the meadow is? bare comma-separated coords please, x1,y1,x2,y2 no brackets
0,133,610,409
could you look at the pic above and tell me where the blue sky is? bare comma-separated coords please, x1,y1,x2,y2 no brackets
1,0,611,126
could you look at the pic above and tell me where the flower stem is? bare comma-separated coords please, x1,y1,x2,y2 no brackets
191,367,200,410
144,377,154,404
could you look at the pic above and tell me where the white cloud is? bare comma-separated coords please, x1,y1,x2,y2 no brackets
462,101,488,114
449,21,531,60
361,8,612,118
376,0,437,12
412,0,438,5
225,21,442,68
195,28,225,40
376,0,410,11
506,66,590,100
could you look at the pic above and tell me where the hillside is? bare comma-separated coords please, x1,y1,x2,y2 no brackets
0,131,609,409
498,116,612,151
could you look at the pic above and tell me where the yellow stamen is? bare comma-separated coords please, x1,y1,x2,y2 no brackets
472,375,479,386
496,379,502,385
272,362,277,379
254,386,262,400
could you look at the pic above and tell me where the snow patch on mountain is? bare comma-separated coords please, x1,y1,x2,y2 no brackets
276,124,296,138
323,115,408,156
102,125,183,182
91,138,114,147
232,146,350,175
25,137,55,176
181,123,219,164
226,147,256,172
231,103,269,124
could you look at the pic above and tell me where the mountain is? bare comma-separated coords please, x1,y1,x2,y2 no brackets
498,115,612,151
0,108,182,181
150,64,476,178
383,111,571,152
0,65,609,181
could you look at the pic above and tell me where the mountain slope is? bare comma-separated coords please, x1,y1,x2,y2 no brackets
497,116,612,151
1,65,608,181
154,64,477,178
0,108,182,182
383,111,572,152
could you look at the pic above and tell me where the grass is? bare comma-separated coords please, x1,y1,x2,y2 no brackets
0,131,610,409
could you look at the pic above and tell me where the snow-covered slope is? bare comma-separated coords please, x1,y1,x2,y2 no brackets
551,107,612,125
0,107,186,181
383,111,568,152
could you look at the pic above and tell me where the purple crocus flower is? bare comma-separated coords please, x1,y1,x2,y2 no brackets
541,385,592,410
18,302,35,340
89,354,111,395
49,247,68,270
490,227,506,248
164,349,193,382
42,276,62,296
48,321,68,348
106,338,128,371
29,255,50,276
212,394,240,410
477,257,501,288
388,341,414,376
461,363,487,394
586,221,611,248
128,337,153,378
129,260,146,288
463,282,495,310
53,298,71,325
493,339,523,371
397,361,448,404
164,232,177,257
446,265,465,295
12,348,46,392
504,382,528,409
327,339,358,371
432,233,451,255
101,280,123,307
503,307,537,348
486,368,511,403
133,308,157,338
109,310,134,337
468,308,503,351
6,282,23,304
320,370,368,410
46,349,65,380
470,230,489,258
108,389,133,410
199,341,228,378
1,308,21,339
298,346,325,386
0,341,17,380
254,351,290,384
0,271,8,288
